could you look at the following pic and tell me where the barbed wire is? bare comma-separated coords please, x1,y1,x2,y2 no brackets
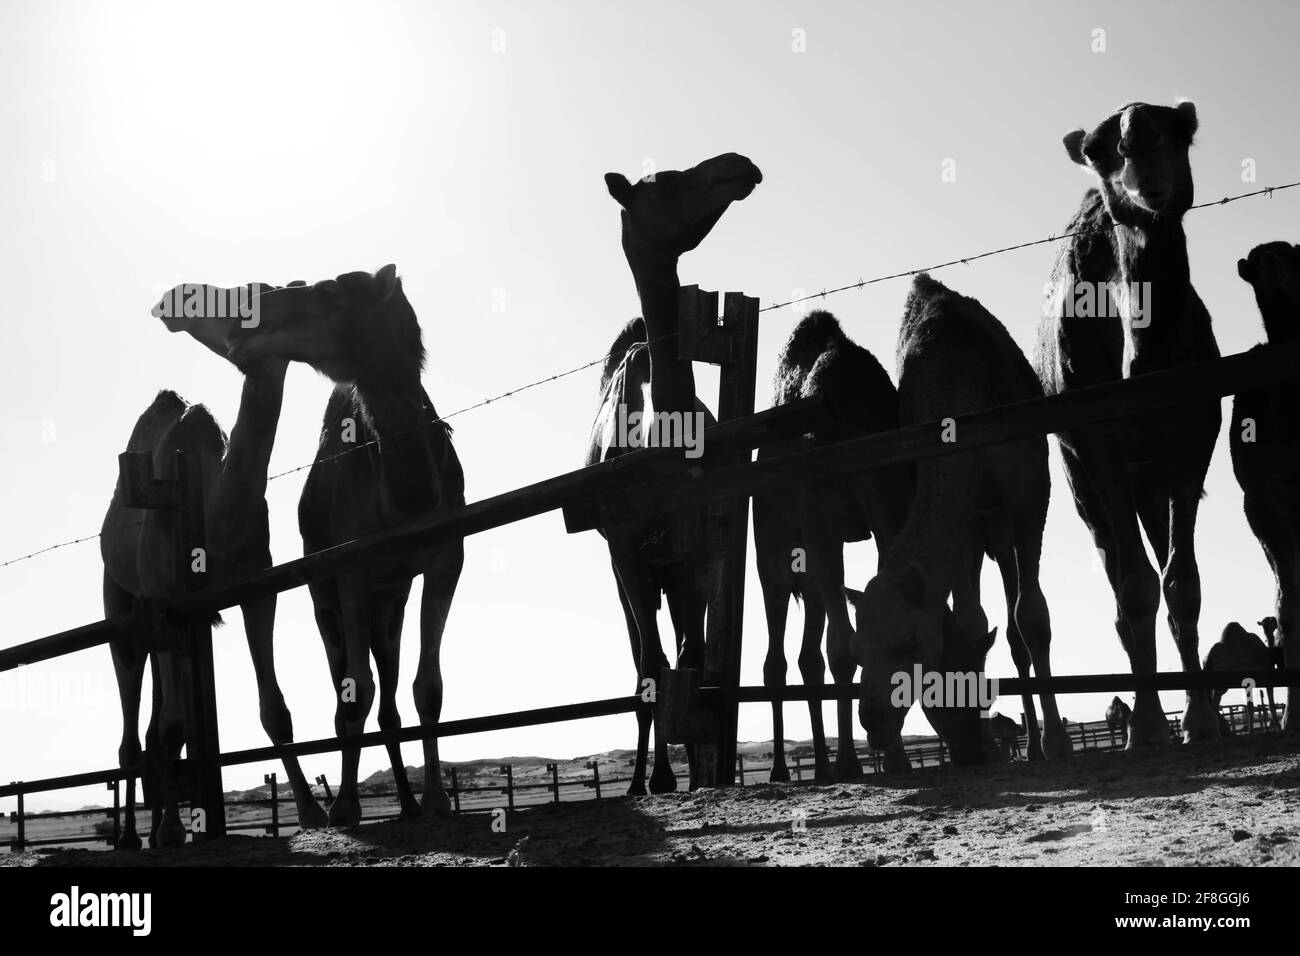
758,180,1298,313
3,179,1296,572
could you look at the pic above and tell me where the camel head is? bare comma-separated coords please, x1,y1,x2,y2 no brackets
153,282,283,372
605,152,762,264
844,563,946,750
224,265,425,387
1259,616,1279,646
1238,241,1300,342
1063,101,1198,223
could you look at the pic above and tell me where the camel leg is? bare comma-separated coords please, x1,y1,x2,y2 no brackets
414,542,463,818
328,575,375,828
1061,439,1166,747
664,557,708,788
373,582,421,820
614,566,652,796
150,650,189,848
805,537,861,780
755,502,794,784
1160,491,1217,742
239,594,327,830
1276,552,1299,732
106,574,145,851
1007,507,1069,759
991,546,1043,761
798,587,836,781
1266,685,1281,731
612,550,675,794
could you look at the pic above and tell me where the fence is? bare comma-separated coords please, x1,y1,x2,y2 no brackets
3,281,1300,851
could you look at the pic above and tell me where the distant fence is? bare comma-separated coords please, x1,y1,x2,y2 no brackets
4,702,1282,852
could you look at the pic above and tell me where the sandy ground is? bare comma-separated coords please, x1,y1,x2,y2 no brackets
6,733,1299,867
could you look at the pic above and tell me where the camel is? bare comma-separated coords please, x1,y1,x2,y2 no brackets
989,712,1023,759
846,274,1069,765
1205,623,1281,734
1232,241,1300,731
589,152,762,794
1105,696,1132,745
1036,100,1221,747
225,265,465,824
753,311,916,782
102,282,326,850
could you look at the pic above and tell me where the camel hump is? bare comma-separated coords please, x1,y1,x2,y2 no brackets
772,311,896,426
156,402,227,473
124,390,188,452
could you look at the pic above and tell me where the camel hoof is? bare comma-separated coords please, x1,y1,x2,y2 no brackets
421,790,453,819
768,764,790,784
1181,697,1220,743
1125,709,1173,749
327,794,363,828
115,831,143,852
153,811,188,849
834,752,864,780
296,800,329,831
1042,727,1073,759
648,769,678,794
626,780,648,797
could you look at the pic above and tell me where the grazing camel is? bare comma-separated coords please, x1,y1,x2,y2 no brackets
1036,100,1221,746
1205,623,1282,734
589,152,762,794
102,283,326,850
989,712,1023,760
1232,241,1300,731
226,265,465,824
847,274,1068,764
753,311,916,781
1105,696,1132,746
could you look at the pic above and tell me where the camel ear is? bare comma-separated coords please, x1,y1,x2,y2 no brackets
1175,99,1198,138
900,563,927,608
1237,257,1253,282
1063,129,1088,166
842,586,864,605
987,626,998,645
375,264,399,303
605,172,635,207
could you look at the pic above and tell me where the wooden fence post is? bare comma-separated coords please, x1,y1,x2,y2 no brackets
547,763,560,803
737,754,745,786
108,779,120,847
587,760,601,799
315,773,333,803
449,767,460,814
678,286,760,788
175,450,225,840
265,772,279,838
11,789,25,852
501,764,514,811
118,450,225,841
792,754,802,782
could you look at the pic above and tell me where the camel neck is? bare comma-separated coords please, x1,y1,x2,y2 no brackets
1113,216,1192,372
1258,295,1300,345
626,248,697,417
217,360,288,507
353,376,442,515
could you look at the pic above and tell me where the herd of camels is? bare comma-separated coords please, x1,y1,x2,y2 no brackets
97,99,1300,849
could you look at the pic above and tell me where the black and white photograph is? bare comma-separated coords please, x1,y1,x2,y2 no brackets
0,0,1295,935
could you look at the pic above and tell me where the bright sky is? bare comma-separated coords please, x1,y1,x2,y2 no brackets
2,0,1297,812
